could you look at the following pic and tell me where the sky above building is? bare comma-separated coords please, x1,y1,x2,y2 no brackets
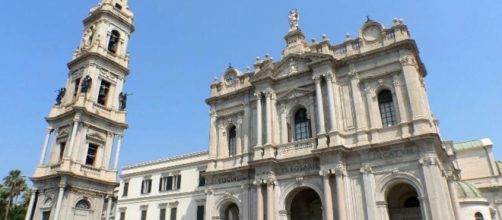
0,0,501,181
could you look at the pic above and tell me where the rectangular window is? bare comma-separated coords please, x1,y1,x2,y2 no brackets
73,78,81,97
42,211,51,220
174,174,181,190
141,210,147,220
170,208,177,220
119,211,126,220
198,171,206,187
159,208,166,220
58,142,66,162
141,179,152,194
97,80,111,105
196,205,205,220
123,182,129,196
85,144,98,166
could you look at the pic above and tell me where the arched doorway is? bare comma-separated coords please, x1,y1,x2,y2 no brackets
386,183,423,220
289,188,322,220
222,203,239,220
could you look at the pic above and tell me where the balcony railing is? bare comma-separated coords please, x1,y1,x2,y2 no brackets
277,138,316,158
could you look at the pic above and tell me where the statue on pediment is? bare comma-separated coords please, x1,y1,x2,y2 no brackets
288,9,300,30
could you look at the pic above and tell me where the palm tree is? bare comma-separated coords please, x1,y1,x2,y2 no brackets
3,170,27,220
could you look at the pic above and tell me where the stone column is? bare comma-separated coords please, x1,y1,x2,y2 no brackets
66,116,80,158
38,128,53,166
209,110,218,159
392,75,411,138
446,175,461,220
105,196,113,220
265,90,273,145
349,71,369,144
24,189,37,220
335,165,347,220
76,125,88,163
266,179,275,220
53,185,65,220
255,93,263,146
102,132,114,169
280,106,288,144
324,73,337,132
243,103,251,154
113,135,123,170
256,181,264,220
360,164,377,220
236,117,243,155
313,76,326,133
399,55,426,120
321,170,334,220
419,156,454,220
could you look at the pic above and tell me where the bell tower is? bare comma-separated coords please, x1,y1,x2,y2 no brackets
26,1,134,220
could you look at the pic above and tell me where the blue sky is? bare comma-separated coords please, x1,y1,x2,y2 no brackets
0,0,500,180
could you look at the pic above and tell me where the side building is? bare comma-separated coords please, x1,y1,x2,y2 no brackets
116,10,502,220
116,152,208,220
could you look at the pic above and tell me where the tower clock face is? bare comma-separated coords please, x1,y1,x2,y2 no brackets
225,73,237,85
363,25,381,42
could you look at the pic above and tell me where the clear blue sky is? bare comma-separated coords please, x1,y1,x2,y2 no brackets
0,1,501,180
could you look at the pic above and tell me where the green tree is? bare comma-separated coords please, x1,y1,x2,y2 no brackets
3,170,27,220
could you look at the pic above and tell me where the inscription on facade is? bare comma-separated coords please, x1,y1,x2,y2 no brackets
217,175,247,184
276,159,320,175
370,147,416,161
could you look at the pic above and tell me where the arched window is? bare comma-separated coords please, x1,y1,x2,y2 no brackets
75,199,91,210
228,126,236,156
108,30,120,53
294,108,311,141
475,212,484,220
378,90,397,127
403,196,420,208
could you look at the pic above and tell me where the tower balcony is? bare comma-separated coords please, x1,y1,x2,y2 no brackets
33,159,118,184
48,94,127,125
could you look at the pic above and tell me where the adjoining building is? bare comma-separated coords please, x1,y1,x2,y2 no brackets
24,1,502,220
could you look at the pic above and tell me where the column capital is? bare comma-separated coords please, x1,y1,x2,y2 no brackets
253,179,264,186
323,71,334,81
360,163,373,174
334,163,347,176
319,169,332,177
419,156,438,166
399,55,417,67
254,92,262,99
263,88,274,97
313,74,322,82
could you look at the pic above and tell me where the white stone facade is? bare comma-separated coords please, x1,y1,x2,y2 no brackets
115,11,502,220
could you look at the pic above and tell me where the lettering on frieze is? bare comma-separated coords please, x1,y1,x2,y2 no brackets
276,159,320,175
370,147,416,161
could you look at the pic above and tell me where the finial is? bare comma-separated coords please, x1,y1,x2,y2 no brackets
366,16,371,22
213,76,219,82
228,63,233,69
265,53,270,59
311,38,317,43
288,9,300,30
246,66,251,72
345,33,351,41
321,34,328,41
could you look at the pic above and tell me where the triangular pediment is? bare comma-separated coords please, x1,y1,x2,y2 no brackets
87,132,105,142
277,88,313,101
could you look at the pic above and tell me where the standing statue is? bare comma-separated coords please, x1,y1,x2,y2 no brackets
288,9,300,30
119,92,127,110
80,76,92,93
56,88,66,105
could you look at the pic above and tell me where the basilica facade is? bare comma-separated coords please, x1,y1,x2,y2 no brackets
25,1,502,220
116,9,502,220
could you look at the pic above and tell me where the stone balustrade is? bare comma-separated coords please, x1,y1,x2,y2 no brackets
277,138,317,159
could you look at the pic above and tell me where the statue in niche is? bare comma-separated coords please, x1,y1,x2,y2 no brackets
55,88,66,105
119,92,128,110
288,9,300,30
80,76,92,93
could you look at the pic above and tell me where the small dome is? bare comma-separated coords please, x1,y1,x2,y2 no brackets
455,181,483,199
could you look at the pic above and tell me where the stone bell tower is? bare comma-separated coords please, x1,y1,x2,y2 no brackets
25,0,134,220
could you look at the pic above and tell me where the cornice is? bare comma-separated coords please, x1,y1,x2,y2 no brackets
67,52,130,75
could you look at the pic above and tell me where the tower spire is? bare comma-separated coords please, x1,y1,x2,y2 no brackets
26,1,134,220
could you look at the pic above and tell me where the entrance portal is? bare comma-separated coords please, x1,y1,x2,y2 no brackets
289,188,322,220
386,183,423,220
223,203,239,220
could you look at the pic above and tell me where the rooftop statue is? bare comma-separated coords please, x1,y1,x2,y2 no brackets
288,9,300,30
